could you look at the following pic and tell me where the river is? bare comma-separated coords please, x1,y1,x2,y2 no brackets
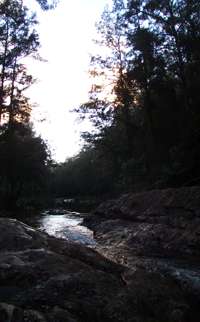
20,209,96,246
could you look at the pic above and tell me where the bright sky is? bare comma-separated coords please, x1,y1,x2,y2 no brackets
26,0,111,162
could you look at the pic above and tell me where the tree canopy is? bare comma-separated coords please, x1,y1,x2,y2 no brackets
1,0,200,206
69,0,200,196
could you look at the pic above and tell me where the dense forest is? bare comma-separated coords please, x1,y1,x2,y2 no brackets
0,0,200,210
53,0,200,199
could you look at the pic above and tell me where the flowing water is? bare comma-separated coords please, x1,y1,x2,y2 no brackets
21,209,96,246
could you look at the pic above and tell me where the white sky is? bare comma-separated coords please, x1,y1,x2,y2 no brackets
25,0,111,162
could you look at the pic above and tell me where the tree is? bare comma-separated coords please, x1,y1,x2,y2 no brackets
0,123,50,209
52,148,115,198
0,0,39,128
0,0,58,126
127,0,200,132
0,0,53,210
74,0,200,193
126,0,200,177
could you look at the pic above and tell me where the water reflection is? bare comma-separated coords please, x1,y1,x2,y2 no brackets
37,211,96,246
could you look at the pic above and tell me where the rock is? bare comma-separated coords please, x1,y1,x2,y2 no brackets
0,218,133,322
0,217,182,322
85,186,200,262
84,186,200,321
0,218,48,251
1,185,200,322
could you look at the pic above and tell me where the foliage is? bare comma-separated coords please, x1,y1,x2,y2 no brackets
0,123,50,210
0,0,52,210
73,0,200,194
51,148,114,198
0,0,39,127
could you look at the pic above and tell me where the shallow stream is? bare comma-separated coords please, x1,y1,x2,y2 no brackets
22,209,96,246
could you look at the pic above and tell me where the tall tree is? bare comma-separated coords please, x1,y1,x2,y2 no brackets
74,0,200,192
0,0,53,210
0,0,39,128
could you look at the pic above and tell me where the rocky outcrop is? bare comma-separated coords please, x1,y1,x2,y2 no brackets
84,186,200,321
86,186,200,262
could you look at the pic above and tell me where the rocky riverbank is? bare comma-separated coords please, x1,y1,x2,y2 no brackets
0,218,127,321
1,186,200,321
84,186,200,321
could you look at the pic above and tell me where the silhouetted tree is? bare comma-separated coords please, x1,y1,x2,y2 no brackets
0,0,39,128
0,0,53,210
74,0,200,193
